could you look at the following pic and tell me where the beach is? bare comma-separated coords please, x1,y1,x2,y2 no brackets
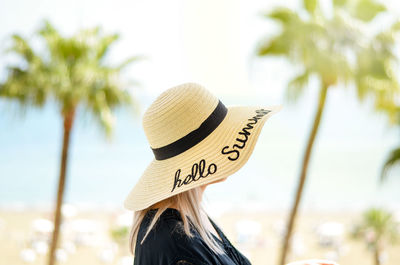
1,204,399,265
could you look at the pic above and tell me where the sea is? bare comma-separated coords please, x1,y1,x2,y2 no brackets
0,85,399,213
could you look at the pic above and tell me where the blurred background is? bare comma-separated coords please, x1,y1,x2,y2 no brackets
0,0,399,265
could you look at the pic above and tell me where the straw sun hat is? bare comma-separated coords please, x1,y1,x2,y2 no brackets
123,82,283,211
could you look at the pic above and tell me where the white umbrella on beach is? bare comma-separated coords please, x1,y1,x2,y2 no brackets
62,241,77,254
65,219,99,233
31,218,53,233
119,256,134,265
291,233,306,257
31,240,49,255
55,248,68,263
272,219,286,238
96,240,120,263
31,218,53,242
98,248,115,264
20,248,37,263
316,222,344,247
63,218,105,247
116,211,132,227
61,204,78,218
235,219,262,247
324,250,339,261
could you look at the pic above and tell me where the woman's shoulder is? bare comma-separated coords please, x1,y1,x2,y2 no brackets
139,208,196,239
138,208,209,248
135,208,218,265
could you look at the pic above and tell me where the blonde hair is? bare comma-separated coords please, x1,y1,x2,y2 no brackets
128,186,225,256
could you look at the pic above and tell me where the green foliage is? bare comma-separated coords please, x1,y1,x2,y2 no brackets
256,0,399,107
353,0,386,22
286,70,310,103
332,0,386,22
256,2,400,263
0,19,146,137
380,147,400,181
333,0,347,7
263,7,299,24
351,208,399,251
304,0,317,14
110,225,129,244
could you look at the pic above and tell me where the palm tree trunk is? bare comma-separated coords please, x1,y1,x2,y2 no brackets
47,109,75,265
278,83,329,265
374,246,381,265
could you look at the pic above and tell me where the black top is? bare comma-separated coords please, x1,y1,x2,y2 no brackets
133,208,252,265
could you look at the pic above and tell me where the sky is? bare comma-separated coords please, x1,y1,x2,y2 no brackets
1,0,399,96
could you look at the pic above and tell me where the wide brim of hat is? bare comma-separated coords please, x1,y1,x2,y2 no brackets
123,104,283,211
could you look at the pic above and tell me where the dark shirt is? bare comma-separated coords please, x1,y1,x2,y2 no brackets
133,208,252,265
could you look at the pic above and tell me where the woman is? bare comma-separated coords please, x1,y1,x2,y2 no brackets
123,83,336,265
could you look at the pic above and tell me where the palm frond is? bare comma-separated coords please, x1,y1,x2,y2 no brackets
7,35,36,62
333,0,347,7
96,33,119,60
285,70,310,103
1,19,142,135
265,8,299,24
257,34,291,56
380,147,400,182
115,55,148,71
353,0,386,22
303,0,317,15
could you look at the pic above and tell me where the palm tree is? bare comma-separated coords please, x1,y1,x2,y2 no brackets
380,133,400,182
255,0,400,264
379,104,400,182
0,20,144,265
351,208,399,265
